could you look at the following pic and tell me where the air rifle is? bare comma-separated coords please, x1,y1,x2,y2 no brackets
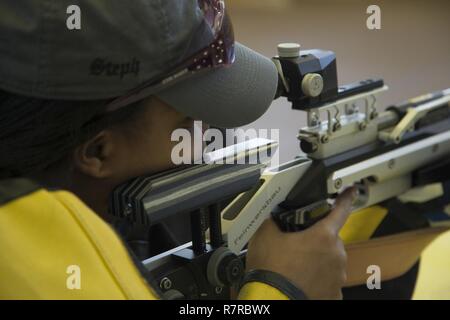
109,43,450,299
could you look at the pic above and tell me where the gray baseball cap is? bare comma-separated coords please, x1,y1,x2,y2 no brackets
0,0,278,128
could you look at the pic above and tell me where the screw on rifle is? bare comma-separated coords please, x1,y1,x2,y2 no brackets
388,159,395,169
124,203,132,216
215,287,223,295
310,112,320,126
359,122,367,131
334,179,343,190
370,110,378,120
333,122,342,131
345,104,355,115
231,266,241,277
160,277,172,290
321,135,329,144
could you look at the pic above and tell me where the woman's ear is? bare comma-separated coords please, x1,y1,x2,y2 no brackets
73,130,116,178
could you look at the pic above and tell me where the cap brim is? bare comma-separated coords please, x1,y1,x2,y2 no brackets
156,43,278,128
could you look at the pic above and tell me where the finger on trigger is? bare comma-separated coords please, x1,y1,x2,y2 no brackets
321,187,357,233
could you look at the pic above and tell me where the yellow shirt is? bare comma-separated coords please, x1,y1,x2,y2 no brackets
0,179,287,300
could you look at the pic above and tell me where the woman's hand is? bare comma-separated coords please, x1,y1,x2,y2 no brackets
246,187,357,300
